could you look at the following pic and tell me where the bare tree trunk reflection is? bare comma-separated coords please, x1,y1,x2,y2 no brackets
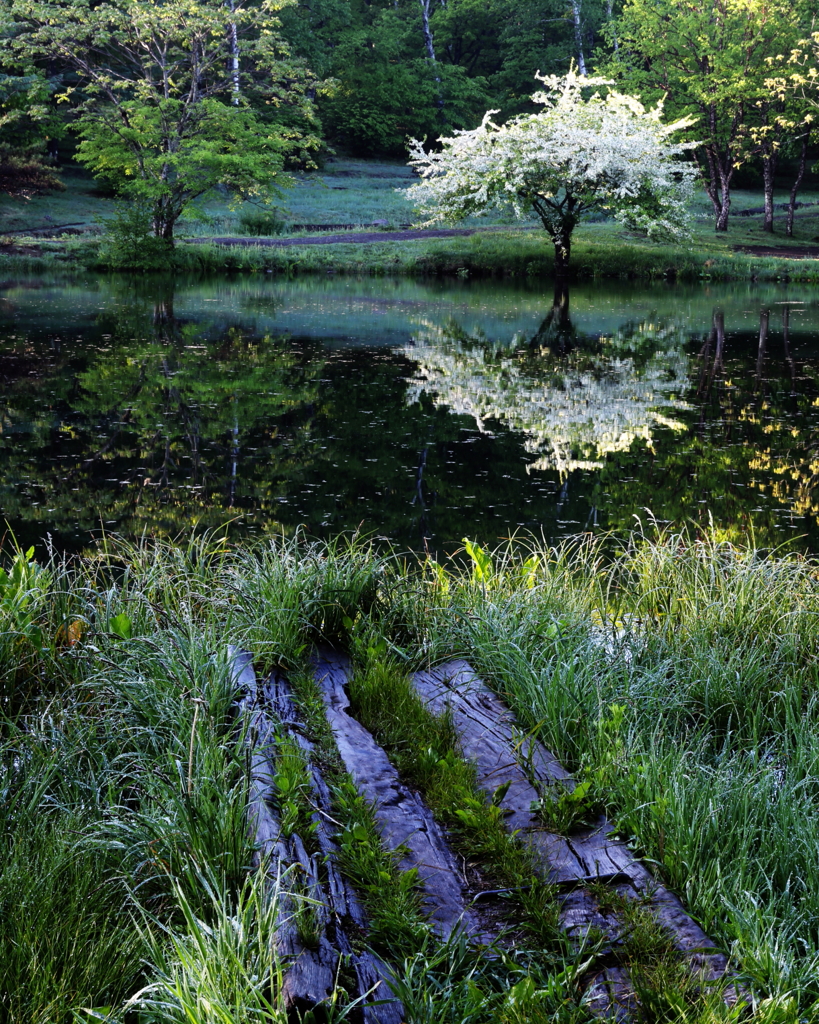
782,306,797,394
713,310,725,374
531,279,574,354
228,395,239,507
756,309,769,393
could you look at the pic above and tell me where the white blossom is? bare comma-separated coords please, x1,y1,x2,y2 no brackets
405,70,698,267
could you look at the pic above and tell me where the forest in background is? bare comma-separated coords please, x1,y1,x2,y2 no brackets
3,0,819,243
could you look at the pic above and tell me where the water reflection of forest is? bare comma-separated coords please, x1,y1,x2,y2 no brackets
405,284,819,546
1,278,818,552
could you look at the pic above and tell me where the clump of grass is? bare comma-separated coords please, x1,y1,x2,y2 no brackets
224,530,389,668
271,734,316,839
237,207,287,236
0,815,144,1023
127,868,287,1024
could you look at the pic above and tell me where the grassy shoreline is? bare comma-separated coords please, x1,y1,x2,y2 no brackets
2,528,819,1021
5,226,819,282
5,157,819,282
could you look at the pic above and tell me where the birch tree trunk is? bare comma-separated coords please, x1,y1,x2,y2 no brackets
570,0,587,75
761,146,776,233
418,0,444,117
419,0,437,63
226,0,240,105
606,0,618,53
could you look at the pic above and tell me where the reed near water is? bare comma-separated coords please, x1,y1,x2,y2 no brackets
1,526,817,1022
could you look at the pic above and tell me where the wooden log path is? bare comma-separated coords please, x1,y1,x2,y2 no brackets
231,644,741,1020
313,649,500,945
229,646,404,1024
411,660,741,1011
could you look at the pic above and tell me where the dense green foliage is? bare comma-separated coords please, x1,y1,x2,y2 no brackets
609,0,817,233
3,0,819,240
8,0,321,242
0,10,63,197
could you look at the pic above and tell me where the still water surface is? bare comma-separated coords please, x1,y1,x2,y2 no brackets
1,274,818,554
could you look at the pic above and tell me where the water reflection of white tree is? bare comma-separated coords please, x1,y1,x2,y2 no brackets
404,313,692,478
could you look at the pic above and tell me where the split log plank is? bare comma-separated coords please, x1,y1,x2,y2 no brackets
230,647,340,1013
263,668,404,1024
412,661,736,997
313,648,486,941
231,647,402,1023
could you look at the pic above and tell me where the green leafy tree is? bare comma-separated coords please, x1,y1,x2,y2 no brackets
10,0,321,241
0,72,63,198
610,0,812,232
319,7,490,156
764,30,819,235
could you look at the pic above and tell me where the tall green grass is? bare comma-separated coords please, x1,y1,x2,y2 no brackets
0,530,388,1022
410,529,819,1016
3,528,819,1020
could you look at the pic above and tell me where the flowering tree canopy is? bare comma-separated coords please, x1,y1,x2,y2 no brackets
406,71,697,273
404,314,691,478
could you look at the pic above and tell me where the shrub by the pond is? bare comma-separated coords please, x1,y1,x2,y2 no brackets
98,200,173,270
237,206,287,236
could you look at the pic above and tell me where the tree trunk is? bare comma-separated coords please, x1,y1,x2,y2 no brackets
606,0,618,52
756,309,769,391
761,146,776,233
570,0,587,75
782,305,796,390
531,280,574,354
715,193,731,231
228,20,240,105
552,277,570,325
700,111,735,231
786,136,808,238
419,0,436,63
553,233,572,275
418,0,444,119
228,395,239,508
153,195,180,243
714,169,731,231
713,309,725,373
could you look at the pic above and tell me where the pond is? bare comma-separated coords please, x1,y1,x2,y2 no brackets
2,273,818,556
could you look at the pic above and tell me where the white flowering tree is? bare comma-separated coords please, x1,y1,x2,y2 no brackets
406,70,697,273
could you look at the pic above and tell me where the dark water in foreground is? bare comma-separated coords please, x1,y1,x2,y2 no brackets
1,274,818,555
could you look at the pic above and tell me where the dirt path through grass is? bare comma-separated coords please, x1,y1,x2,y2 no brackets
195,225,537,247
733,243,819,258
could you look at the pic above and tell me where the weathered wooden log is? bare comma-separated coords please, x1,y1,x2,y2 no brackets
230,647,342,1014
231,648,405,1023
411,660,741,1006
312,648,491,943
263,667,404,1024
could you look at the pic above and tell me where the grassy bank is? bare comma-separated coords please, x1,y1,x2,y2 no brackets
4,158,819,282
2,527,819,1021
6,226,819,283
